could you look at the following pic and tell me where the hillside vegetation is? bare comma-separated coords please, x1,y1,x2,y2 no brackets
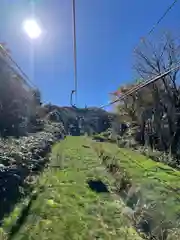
0,137,142,240
1,32,180,240
111,33,180,162
92,140,180,239
0,46,122,234
1,137,180,239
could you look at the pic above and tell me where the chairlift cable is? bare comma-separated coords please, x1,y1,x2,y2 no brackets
101,0,179,109
147,0,178,37
100,62,180,109
71,0,78,106
0,44,37,89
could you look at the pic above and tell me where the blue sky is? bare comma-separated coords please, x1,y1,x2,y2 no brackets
0,0,180,109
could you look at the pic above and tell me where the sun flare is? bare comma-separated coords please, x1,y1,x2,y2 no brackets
23,19,42,39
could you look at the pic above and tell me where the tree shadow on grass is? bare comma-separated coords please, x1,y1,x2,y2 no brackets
8,191,38,240
0,158,48,224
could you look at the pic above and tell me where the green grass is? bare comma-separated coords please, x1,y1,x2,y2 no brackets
4,137,141,240
96,141,180,236
4,136,180,239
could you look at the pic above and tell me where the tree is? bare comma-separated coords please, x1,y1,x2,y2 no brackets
113,33,180,154
134,33,180,153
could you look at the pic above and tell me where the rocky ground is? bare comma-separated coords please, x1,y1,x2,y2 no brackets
0,120,65,222
0,106,118,225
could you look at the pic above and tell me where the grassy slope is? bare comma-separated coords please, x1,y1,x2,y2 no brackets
6,137,141,240
98,142,180,231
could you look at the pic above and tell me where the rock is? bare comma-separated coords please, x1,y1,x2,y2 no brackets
0,118,65,221
0,164,5,170
126,185,142,209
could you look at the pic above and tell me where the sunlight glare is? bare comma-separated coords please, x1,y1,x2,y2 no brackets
23,19,42,39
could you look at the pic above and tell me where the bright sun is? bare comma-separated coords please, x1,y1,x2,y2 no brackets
23,19,42,39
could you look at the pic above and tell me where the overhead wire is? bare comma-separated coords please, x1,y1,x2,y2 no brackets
100,0,179,109
147,0,178,37
135,0,178,49
100,62,180,109
0,0,42,93
1,1,178,108
71,0,78,106
0,0,41,102
1,0,78,105
0,44,37,89
0,44,39,105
